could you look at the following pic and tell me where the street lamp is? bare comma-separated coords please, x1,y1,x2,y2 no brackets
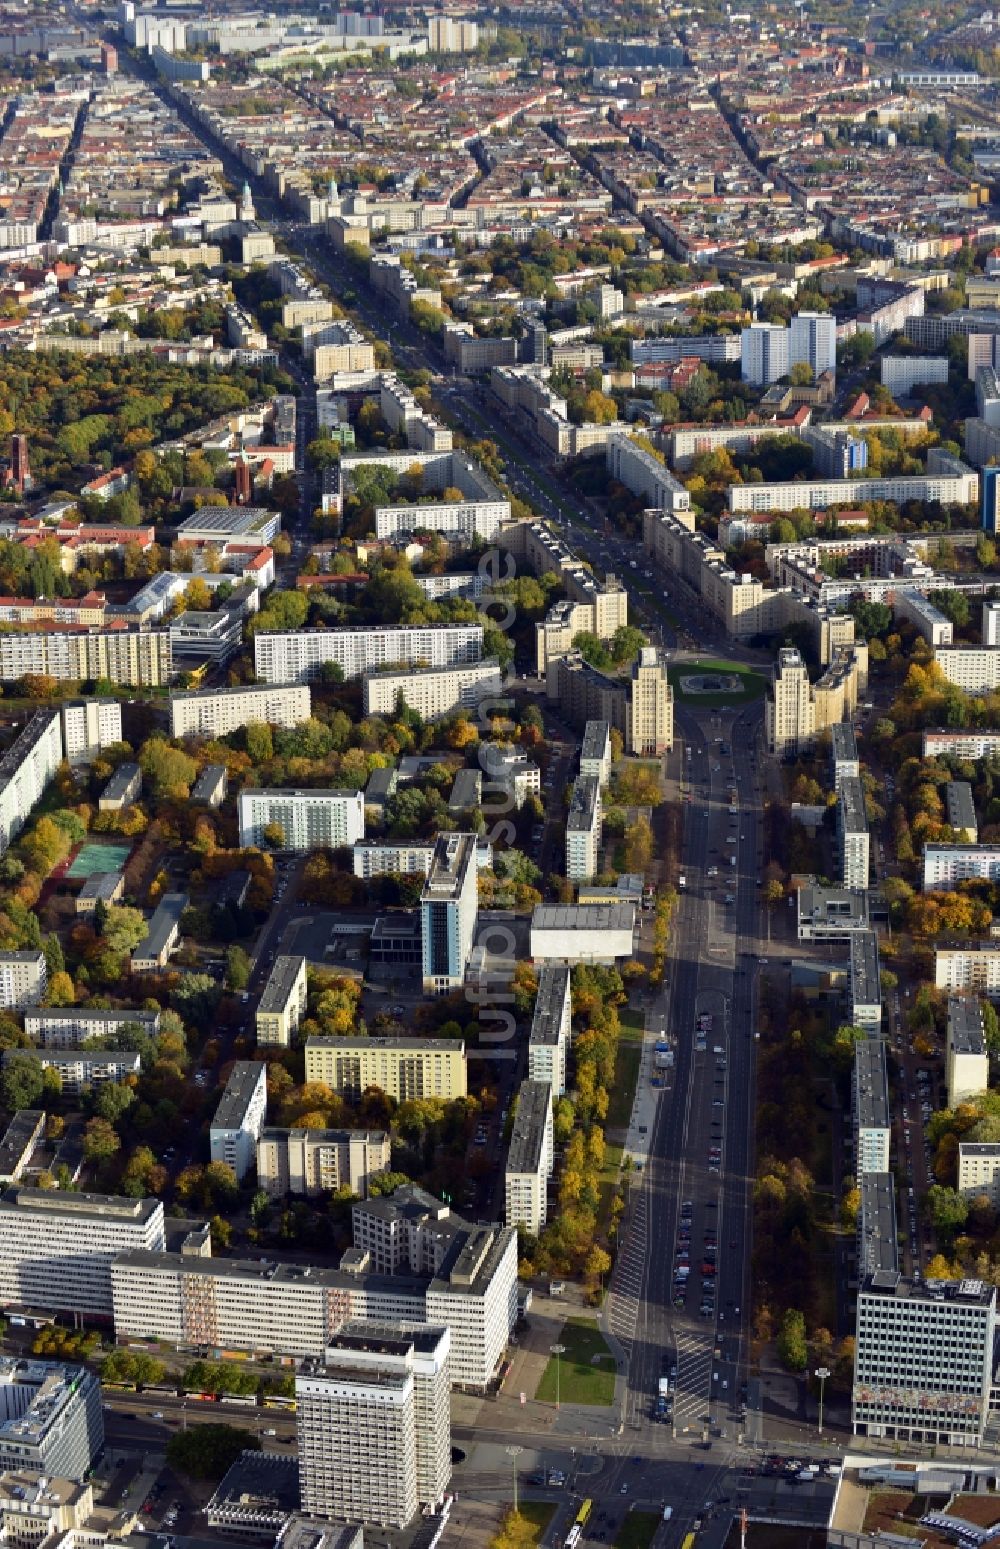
506,1445,524,1514
550,1343,566,1412
815,1366,831,1437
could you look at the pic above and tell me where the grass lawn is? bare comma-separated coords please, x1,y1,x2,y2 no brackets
667,657,766,705
514,1504,557,1542
534,1317,616,1406
619,1007,644,1045
614,1513,660,1549
606,1043,641,1130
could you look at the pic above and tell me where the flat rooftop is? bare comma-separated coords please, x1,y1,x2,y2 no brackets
259,955,306,1015
567,776,600,833
581,720,610,762
529,963,570,1047
949,995,986,1056
3,1186,160,1223
532,902,635,931
854,1037,889,1131
0,1110,42,1181
212,1061,265,1131
831,721,858,764
863,1272,996,1308
850,929,881,1008
306,1036,465,1055
101,761,140,801
839,774,868,836
946,780,978,835
506,1079,551,1176
859,1172,898,1280
422,831,476,901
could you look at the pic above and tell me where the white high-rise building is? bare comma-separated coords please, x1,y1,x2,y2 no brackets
420,832,479,994
296,1323,452,1528
984,599,1000,647
527,963,571,1097
740,322,789,386
838,776,870,891
0,951,46,1008
0,1358,104,1481
565,776,602,882
254,626,483,686
0,1188,166,1317
853,1274,996,1444
238,789,365,850
504,1078,553,1236
60,699,122,764
170,684,311,738
209,1062,267,1183
0,712,63,856
789,310,837,379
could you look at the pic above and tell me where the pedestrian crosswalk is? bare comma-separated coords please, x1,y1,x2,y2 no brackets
669,1327,714,1434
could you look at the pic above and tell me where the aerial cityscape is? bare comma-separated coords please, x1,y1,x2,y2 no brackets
7,0,1000,1546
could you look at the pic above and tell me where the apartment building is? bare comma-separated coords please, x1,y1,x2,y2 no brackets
936,945,1000,992
790,311,837,379
192,764,227,808
923,729,1000,760
923,845,1000,891
255,955,308,1048
504,1079,553,1237
728,453,978,513
420,832,479,995
0,1358,103,1482
209,1061,268,1184
60,699,123,764
0,711,63,857
766,647,815,757
528,963,571,1097
352,842,436,879
99,761,141,811
604,433,691,514
945,781,978,843
254,626,483,686
984,600,1000,647
23,1006,159,1047
838,776,870,892
858,1173,899,1282
958,1143,1000,1205
305,1038,467,1102
934,646,1000,694
131,893,187,972
853,1037,890,1177
13,1048,140,1095
0,1187,165,1317
946,996,988,1107
850,931,882,1030
579,721,612,786
0,1109,44,1185
296,1323,451,1528
169,683,312,739
111,1214,517,1390
741,322,790,386
831,722,859,791
362,660,503,722
853,1274,996,1445
0,627,172,686
257,1127,392,1199
627,647,674,756
565,776,602,883
0,951,46,1009
238,788,365,850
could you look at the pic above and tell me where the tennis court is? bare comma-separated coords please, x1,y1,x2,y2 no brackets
65,842,133,878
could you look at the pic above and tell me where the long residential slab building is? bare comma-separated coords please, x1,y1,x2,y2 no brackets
0,627,172,686
238,788,365,850
254,626,484,685
170,683,312,738
305,1037,467,1101
0,710,63,856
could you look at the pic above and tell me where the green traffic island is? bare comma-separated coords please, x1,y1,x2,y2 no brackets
535,1317,616,1407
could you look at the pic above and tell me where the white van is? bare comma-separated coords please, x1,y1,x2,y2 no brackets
662,1507,673,1521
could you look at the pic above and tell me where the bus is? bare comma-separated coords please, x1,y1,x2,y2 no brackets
264,1396,297,1411
219,1394,258,1408
564,1528,581,1549
681,1536,697,1549
575,1501,593,1530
